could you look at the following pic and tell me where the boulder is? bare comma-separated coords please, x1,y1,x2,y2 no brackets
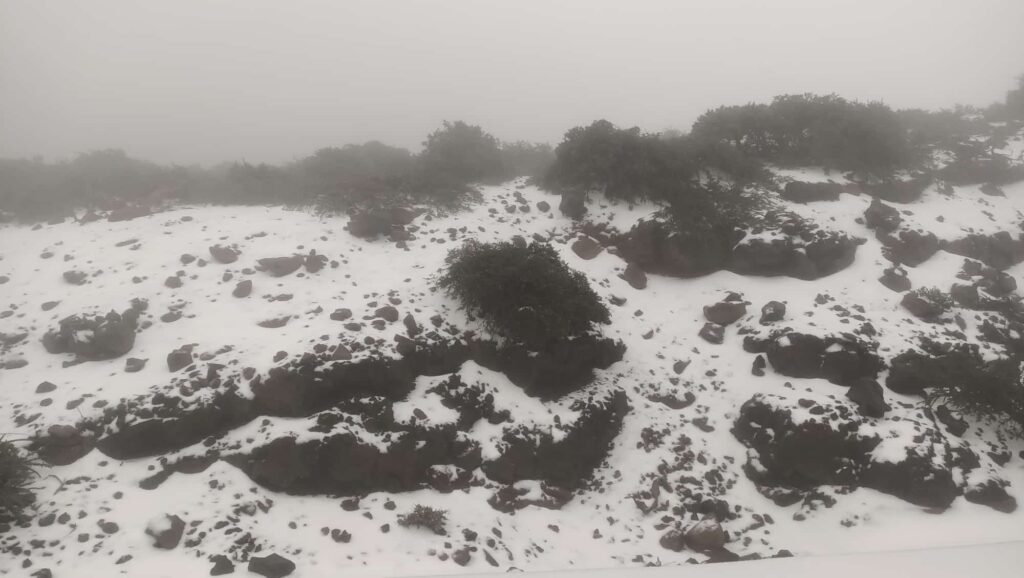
781,181,842,203
571,237,602,260
209,245,239,264
699,323,724,344
258,256,304,277
943,232,1024,270
232,280,252,298
879,229,940,267
879,266,911,292
42,303,144,361
704,301,747,326
765,332,882,387
684,519,727,552
759,301,786,325
863,198,901,232
145,514,185,549
167,346,193,372
845,377,890,418
248,554,295,578
734,393,961,509
620,263,647,289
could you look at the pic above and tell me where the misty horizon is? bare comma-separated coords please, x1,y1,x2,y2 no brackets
2,0,1023,167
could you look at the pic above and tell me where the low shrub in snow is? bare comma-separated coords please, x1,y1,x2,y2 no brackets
0,438,41,525
437,241,610,349
397,505,448,535
927,357,1024,437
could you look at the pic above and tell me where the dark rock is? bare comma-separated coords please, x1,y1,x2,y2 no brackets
935,404,968,437
167,346,193,372
699,323,724,344
901,291,946,321
125,358,147,373
209,245,239,264
30,424,95,465
232,280,252,298
752,355,767,377
36,381,57,394
862,176,931,204
704,301,747,326
879,266,911,292
845,378,890,418
571,237,602,260
781,181,842,203
164,276,183,289
964,479,1017,513
330,308,352,321
248,553,295,578
146,514,185,549
41,300,60,311
863,198,901,232
209,554,235,575
879,229,940,267
42,302,144,361
375,306,399,322
63,270,88,285
943,232,1024,270
258,256,304,277
759,301,786,324
659,528,686,552
765,332,883,387
180,254,196,265
620,263,647,289
537,200,551,212
734,393,961,509
258,316,290,329
684,520,727,552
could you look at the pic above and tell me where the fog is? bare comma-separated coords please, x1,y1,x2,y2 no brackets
1,0,1022,166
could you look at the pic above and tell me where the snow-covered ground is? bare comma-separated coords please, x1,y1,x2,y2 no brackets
2,175,1024,577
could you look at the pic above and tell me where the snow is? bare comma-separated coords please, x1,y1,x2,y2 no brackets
2,174,1024,576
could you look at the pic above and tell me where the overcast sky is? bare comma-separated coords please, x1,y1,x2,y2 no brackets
2,0,1023,166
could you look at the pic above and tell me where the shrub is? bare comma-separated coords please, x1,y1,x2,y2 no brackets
691,94,911,178
0,438,41,525
927,357,1024,437
908,286,954,313
397,505,448,535
543,120,692,203
300,142,415,209
499,141,555,179
437,241,610,348
417,121,505,189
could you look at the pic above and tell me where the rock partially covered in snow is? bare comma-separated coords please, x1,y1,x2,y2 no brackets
145,514,185,549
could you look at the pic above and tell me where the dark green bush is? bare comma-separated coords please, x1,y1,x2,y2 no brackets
397,505,448,535
417,121,505,189
438,241,610,348
691,94,911,178
927,357,1024,436
543,120,693,203
0,439,41,525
